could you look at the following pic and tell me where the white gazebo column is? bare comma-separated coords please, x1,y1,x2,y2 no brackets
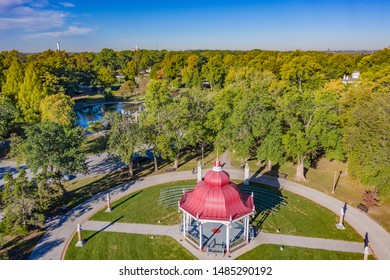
183,212,186,238
245,217,250,243
226,222,230,253
199,222,203,251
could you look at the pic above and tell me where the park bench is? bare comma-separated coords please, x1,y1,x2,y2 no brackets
357,203,368,213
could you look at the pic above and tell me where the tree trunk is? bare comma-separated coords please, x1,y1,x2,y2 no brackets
152,150,158,172
295,157,307,181
128,163,133,178
173,156,179,169
267,160,272,171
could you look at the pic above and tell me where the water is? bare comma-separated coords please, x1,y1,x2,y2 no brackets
75,102,142,128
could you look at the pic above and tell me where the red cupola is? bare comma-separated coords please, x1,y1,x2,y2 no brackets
179,160,254,221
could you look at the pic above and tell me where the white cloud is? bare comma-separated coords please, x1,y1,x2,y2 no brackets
0,10,66,30
25,25,94,39
0,1,69,31
60,2,75,8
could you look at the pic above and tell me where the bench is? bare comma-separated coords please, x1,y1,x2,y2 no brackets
357,203,368,213
165,167,176,173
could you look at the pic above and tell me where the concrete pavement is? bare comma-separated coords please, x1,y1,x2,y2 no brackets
29,168,390,260
81,220,365,260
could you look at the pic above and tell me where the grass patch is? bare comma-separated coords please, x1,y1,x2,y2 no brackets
90,180,196,225
62,170,130,211
236,244,374,260
232,154,390,234
254,186,361,241
64,231,196,260
0,229,45,260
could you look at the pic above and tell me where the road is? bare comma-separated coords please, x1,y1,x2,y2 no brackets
0,152,120,188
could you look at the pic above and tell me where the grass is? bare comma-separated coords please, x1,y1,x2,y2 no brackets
0,230,45,260
82,134,107,156
64,231,196,260
62,169,130,211
232,155,390,233
249,184,362,241
90,180,196,225
236,244,375,260
90,180,361,242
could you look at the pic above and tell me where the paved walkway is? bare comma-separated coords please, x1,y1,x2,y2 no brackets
29,168,390,260
81,220,365,260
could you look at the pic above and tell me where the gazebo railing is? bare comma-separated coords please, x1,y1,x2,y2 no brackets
207,240,225,256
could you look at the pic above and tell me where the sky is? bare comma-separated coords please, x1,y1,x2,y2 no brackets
1,0,390,52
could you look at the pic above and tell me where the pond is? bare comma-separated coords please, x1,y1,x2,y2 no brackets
75,102,143,128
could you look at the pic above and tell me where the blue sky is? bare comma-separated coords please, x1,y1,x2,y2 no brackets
1,0,390,52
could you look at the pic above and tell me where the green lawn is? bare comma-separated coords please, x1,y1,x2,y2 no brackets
64,231,196,260
236,244,374,260
90,180,197,225
90,180,362,242
249,184,362,242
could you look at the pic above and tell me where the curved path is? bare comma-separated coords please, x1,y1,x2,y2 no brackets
29,169,390,260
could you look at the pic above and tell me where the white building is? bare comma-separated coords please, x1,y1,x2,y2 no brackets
342,70,360,84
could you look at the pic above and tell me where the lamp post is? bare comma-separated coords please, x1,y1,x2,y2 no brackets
105,193,112,212
76,223,85,247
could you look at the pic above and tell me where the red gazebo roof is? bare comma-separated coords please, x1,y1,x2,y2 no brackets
180,160,254,221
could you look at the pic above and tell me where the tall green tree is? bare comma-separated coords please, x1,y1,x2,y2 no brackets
202,54,226,89
343,91,390,196
107,113,144,178
0,96,18,141
17,62,48,124
2,170,43,235
1,58,24,101
13,122,87,193
39,93,75,126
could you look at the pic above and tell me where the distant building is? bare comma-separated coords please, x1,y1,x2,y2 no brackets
342,70,360,84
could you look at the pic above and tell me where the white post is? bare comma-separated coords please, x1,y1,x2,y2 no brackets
245,217,250,243
226,222,230,254
105,193,112,212
336,206,345,229
199,222,203,251
76,223,85,247
197,161,202,182
183,212,186,238
364,246,369,260
244,162,250,185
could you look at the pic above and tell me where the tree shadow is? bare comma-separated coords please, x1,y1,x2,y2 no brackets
111,191,142,210
84,216,124,243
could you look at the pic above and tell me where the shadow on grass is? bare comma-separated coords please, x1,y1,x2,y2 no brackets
0,230,45,260
84,216,124,244
64,170,130,211
111,191,143,211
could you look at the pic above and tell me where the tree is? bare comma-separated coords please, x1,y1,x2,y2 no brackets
2,170,43,235
18,62,48,124
40,93,75,126
1,58,24,101
202,54,226,89
107,113,144,178
0,96,18,141
123,60,138,81
343,91,390,196
97,67,116,87
257,120,285,171
181,54,202,88
14,122,87,193
281,54,324,92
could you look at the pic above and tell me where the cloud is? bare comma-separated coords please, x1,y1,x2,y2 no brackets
60,2,75,8
25,26,94,39
0,1,68,31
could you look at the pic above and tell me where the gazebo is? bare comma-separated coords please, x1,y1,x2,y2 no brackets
179,160,255,254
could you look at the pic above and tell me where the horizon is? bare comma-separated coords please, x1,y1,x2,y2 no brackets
1,0,390,52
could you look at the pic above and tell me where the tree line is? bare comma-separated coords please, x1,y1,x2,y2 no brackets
0,47,389,236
